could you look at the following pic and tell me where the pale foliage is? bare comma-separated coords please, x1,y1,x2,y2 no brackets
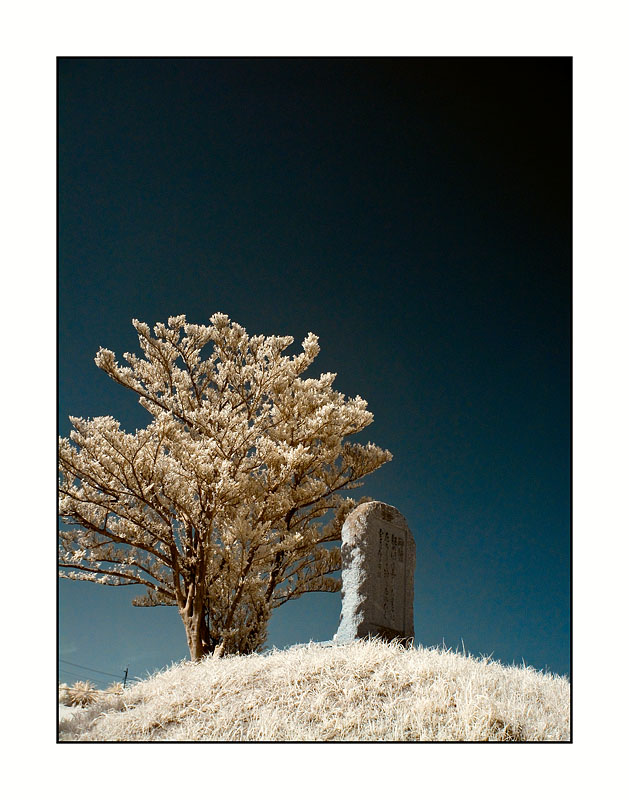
58,684,71,705
63,681,98,707
58,639,570,741
59,314,392,657
59,680,126,707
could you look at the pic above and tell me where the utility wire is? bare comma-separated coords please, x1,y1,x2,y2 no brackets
59,659,124,679
59,669,137,689
59,668,111,687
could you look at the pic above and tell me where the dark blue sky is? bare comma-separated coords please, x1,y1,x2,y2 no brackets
58,57,570,685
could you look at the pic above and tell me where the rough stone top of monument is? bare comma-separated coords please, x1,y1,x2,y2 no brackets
342,501,410,541
334,501,415,645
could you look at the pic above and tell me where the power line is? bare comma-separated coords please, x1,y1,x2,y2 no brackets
59,659,124,679
59,668,111,687
59,668,138,688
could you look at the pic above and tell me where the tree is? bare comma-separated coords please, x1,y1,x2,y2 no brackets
59,313,392,659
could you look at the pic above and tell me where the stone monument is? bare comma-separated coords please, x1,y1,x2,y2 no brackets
333,501,415,645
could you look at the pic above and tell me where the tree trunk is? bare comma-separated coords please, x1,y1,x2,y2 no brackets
179,594,213,661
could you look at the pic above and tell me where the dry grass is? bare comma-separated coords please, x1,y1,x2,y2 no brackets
59,680,125,707
58,638,570,742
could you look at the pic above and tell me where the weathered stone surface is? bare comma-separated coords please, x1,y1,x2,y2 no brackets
333,501,415,644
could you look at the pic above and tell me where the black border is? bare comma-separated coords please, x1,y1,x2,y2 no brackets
56,55,573,744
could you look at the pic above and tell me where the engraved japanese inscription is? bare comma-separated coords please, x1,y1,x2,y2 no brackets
374,525,407,632
333,501,415,644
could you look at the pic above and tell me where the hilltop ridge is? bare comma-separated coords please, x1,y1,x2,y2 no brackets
59,638,570,742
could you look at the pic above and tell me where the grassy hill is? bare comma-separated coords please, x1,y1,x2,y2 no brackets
58,638,570,742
